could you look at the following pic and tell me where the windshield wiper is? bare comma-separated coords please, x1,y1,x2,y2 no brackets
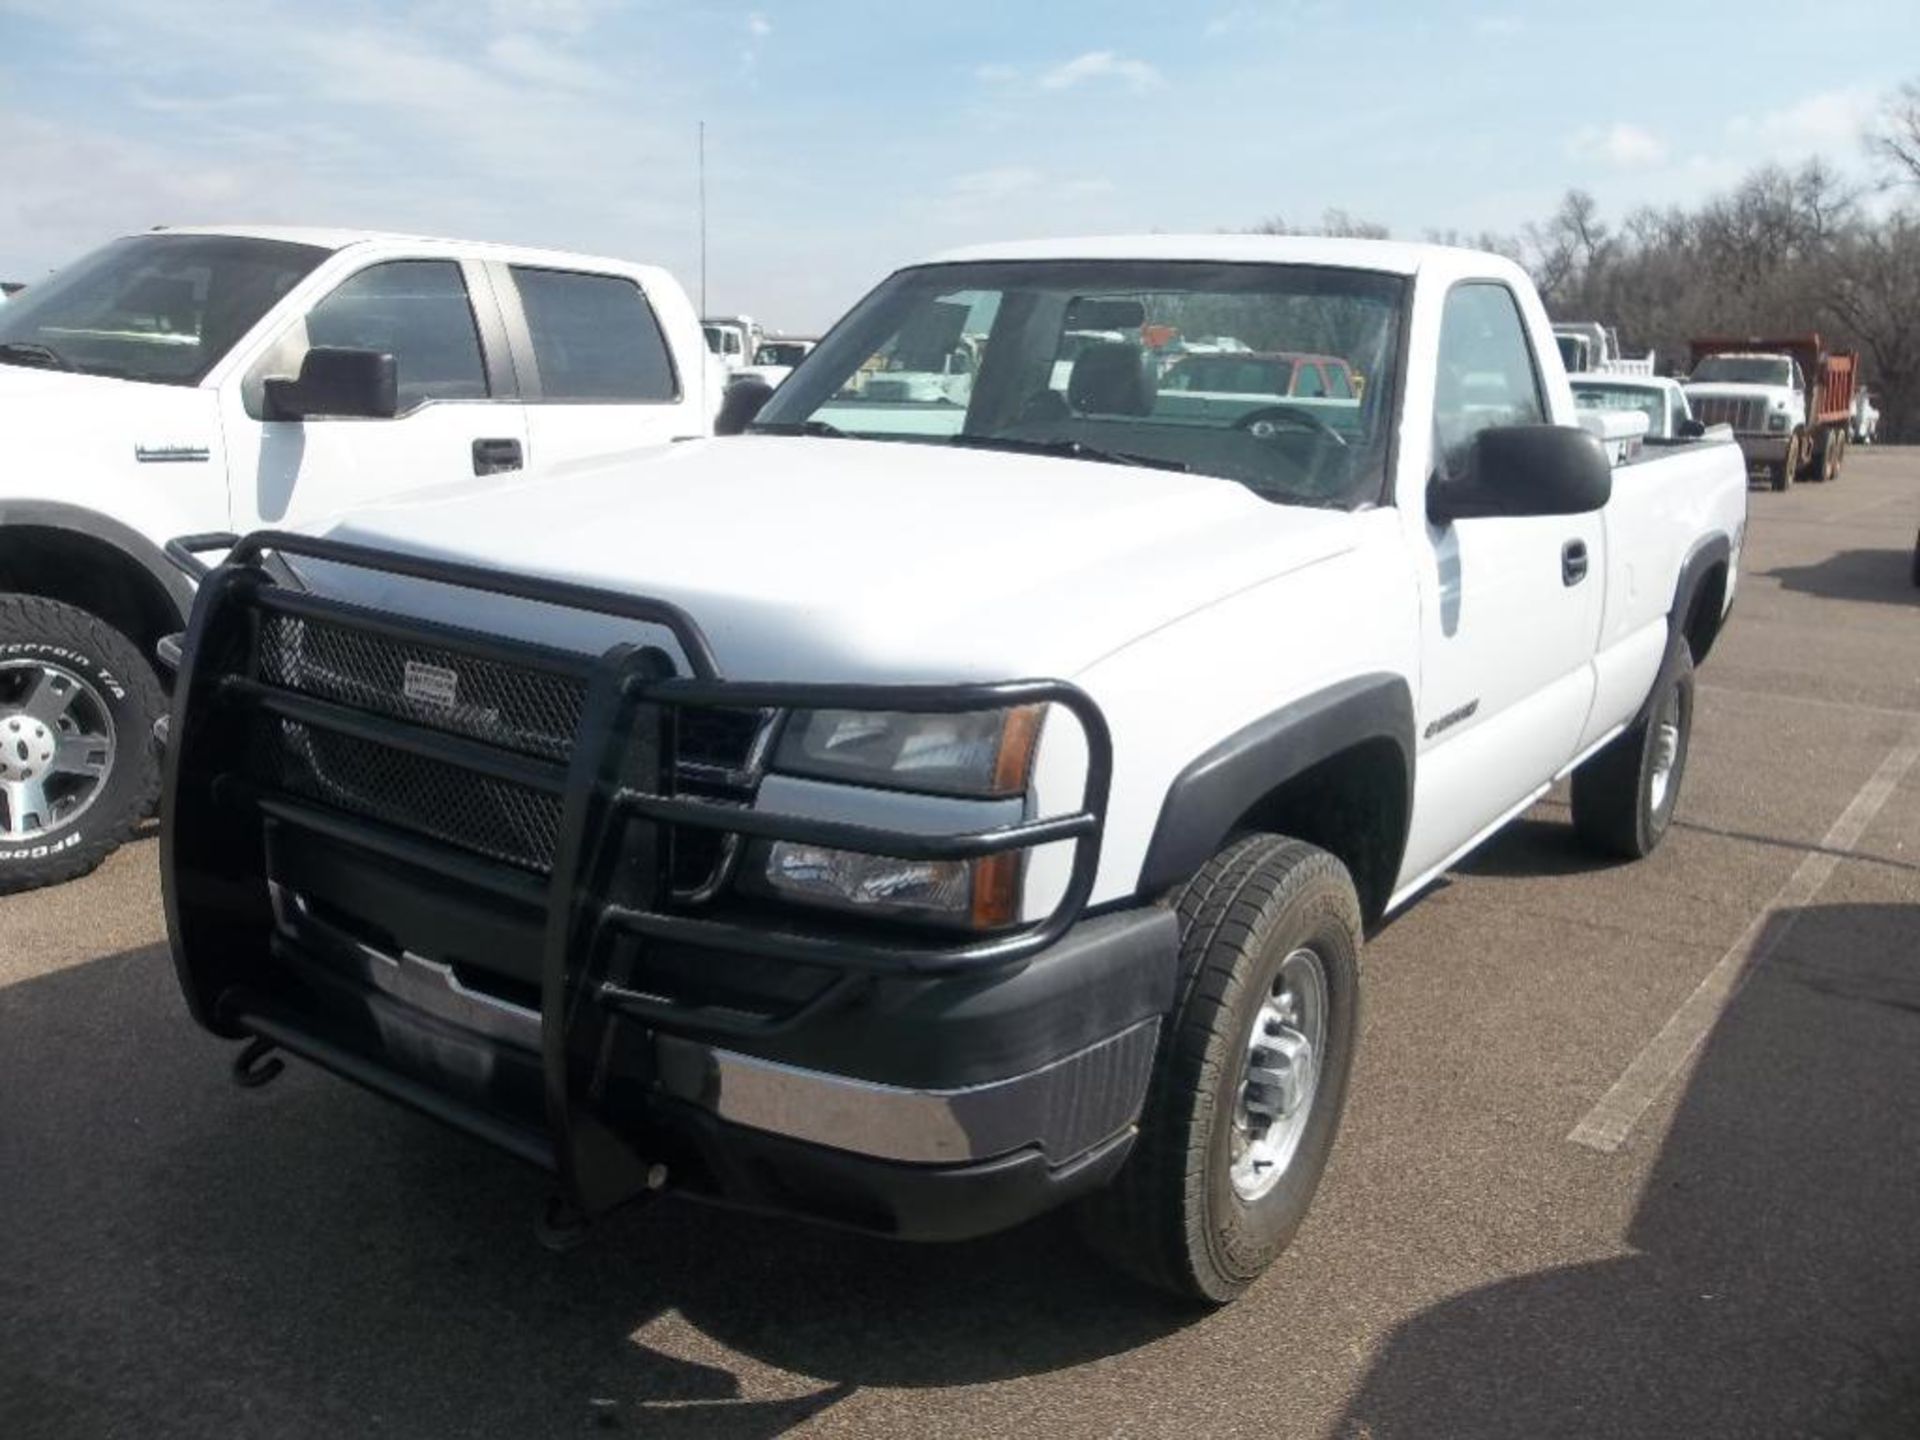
946,434,1188,472
0,340,73,372
748,418,846,438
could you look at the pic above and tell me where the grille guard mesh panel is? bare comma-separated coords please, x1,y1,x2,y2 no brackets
257,612,586,761
257,715,565,873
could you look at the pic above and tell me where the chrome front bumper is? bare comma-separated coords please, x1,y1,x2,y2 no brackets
654,1021,1159,1165
274,879,1171,1170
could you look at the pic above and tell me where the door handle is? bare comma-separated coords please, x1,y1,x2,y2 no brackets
1562,539,1589,587
472,437,523,476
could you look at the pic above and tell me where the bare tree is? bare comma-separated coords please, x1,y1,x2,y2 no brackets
1234,119,1919,437
1868,80,1920,188
1250,210,1391,239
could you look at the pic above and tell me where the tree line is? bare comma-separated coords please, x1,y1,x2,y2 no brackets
1256,80,1920,442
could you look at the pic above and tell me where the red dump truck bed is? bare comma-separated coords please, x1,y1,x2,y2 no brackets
1689,335,1858,424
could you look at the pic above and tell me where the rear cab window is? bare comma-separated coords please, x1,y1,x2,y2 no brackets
509,267,678,402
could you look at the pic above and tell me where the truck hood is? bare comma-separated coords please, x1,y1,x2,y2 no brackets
305,436,1358,682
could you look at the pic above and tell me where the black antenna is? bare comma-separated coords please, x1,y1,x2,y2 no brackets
698,120,707,317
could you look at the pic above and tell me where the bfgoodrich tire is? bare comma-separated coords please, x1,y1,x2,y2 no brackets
1571,633,1695,860
0,595,164,893
1078,834,1362,1304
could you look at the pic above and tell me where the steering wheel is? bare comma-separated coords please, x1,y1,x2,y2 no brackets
1234,404,1347,448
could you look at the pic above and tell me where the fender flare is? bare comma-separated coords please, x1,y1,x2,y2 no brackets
0,500,195,623
1136,672,1416,899
1670,531,1732,654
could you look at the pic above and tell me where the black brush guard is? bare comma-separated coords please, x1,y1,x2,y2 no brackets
162,531,1112,1216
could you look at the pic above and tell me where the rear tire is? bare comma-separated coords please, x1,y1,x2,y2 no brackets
0,595,163,893
1571,634,1695,859
1077,834,1362,1304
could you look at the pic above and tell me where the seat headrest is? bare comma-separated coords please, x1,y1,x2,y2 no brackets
1068,342,1156,416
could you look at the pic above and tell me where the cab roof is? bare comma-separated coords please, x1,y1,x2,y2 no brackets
137,225,666,278
922,233,1503,278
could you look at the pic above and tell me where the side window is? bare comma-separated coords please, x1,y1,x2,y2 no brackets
1293,363,1327,398
1325,363,1354,399
301,260,489,412
510,267,678,402
1433,282,1545,476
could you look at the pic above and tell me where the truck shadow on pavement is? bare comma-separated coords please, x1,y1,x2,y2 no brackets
1759,548,1920,606
0,943,1188,1440
1335,900,1920,1440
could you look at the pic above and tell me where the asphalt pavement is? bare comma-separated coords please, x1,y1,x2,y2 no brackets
3,449,1917,1439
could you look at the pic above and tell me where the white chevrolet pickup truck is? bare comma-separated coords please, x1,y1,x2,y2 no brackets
161,236,1746,1303
0,226,715,889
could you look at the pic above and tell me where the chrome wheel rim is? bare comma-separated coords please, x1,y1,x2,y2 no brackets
1648,685,1682,814
0,660,116,842
1230,946,1328,1202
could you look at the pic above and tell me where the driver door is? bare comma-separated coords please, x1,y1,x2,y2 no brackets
1399,282,1604,881
221,257,526,529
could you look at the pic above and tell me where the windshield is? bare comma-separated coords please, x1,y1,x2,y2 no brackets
1691,355,1793,387
0,233,328,385
756,260,1407,508
755,341,811,366
1573,383,1665,437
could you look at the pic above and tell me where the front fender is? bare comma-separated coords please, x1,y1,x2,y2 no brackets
1136,672,1416,897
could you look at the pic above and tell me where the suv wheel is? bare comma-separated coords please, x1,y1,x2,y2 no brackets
0,595,164,893
1078,834,1362,1304
1570,631,1695,859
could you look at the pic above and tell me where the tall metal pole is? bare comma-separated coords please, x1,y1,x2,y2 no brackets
698,120,707,318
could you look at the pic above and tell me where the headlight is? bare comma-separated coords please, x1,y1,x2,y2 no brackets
772,705,1043,797
762,704,1045,928
764,843,1022,929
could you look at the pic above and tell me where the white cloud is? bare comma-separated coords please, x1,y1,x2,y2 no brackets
1203,6,1254,36
1567,121,1668,169
926,165,1121,227
1747,87,1878,156
948,166,1044,201
0,0,694,281
746,10,771,39
485,32,609,91
1201,2,1340,37
1039,50,1164,93
483,0,607,35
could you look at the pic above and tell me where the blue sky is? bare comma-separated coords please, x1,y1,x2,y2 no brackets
2,0,1915,330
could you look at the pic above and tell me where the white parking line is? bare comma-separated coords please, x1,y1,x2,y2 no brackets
1568,721,1920,1153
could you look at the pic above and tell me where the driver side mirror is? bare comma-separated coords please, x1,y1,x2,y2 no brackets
1677,417,1706,439
1428,424,1612,525
716,375,774,436
264,346,398,421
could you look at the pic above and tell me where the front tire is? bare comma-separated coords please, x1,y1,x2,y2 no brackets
1771,432,1798,491
0,595,164,893
1571,634,1695,859
1078,835,1362,1304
